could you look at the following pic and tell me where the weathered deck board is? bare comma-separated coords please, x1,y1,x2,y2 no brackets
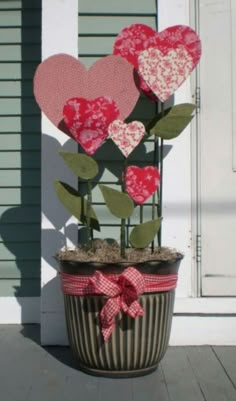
161,347,206,401
186,346,236,401
212,346,236,388
132,366,170,401
0,325,236,401
97,378,134,401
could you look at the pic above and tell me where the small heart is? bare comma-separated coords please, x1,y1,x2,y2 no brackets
108,120,145,157
113,24,201,99
63,97,119,155
125,166,160,205
138,47,193,102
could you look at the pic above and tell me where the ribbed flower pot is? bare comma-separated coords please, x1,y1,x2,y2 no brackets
58,257,182,378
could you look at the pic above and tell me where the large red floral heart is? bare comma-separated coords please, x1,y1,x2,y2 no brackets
33,54,139,132
125,166,160,205
108,120,145,157
63,97,119,155
113,24,201,99
138,47,193,102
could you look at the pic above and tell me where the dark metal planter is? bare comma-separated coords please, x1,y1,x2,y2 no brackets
58,257,182,378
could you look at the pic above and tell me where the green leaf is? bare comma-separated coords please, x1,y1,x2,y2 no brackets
147,103,196,140
129,218,161,248
54,181,100,231
146,107,172,132
99,184,134,219
59,151,99,180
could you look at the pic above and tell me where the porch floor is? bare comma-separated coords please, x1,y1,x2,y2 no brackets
0,325,235,401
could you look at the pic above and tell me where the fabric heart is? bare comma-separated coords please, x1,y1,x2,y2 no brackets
33,54,139,132
125,166,160,205
63,97,119,155
108,120,145,157
113,24,201,99
138,47,193,102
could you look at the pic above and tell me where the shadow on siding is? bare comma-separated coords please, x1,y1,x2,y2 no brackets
0,1,41,316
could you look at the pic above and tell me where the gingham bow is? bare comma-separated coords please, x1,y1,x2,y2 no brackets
90,267,145,341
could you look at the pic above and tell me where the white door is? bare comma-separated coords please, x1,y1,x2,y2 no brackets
200,0,236,295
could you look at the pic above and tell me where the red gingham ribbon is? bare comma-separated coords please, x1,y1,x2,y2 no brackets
90,267,145,340
61,267,178,341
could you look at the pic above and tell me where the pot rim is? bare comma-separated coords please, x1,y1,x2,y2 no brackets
57,253,184,275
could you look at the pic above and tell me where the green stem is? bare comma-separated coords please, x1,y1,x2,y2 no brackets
120,218,126,258
86,180,93,244
157,102,165,247
120,158,128,258
151,192,156,253
152,110,160,251
140,204,143,224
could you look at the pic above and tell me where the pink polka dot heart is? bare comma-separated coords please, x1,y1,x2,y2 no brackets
33,54,139,133
63,97,119,155
108,120,145,157
125,166,160,205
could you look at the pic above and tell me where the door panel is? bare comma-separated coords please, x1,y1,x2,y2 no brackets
200,0,236,295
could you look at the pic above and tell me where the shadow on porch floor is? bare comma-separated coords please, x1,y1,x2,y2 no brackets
0,324,235,401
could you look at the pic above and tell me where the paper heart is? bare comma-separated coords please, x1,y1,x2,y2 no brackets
33,54,139,132
113,24,201,98
63,97,119,155
138,47,193,102
108,120,145,157
125,166,160,205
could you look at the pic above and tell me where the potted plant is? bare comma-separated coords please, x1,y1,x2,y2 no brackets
34,23,201,377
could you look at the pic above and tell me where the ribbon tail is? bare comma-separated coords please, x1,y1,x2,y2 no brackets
100,297,121,342
102,323,116,342
121,300,144,318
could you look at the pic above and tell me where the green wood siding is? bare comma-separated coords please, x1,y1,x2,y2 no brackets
0,1,41,297
78,0,157,123
79,0,156,14
78,0,157,243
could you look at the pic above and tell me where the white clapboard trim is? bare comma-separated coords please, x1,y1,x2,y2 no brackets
175,297,236,314
1,296,235,325
0,297,40,323
40,0,79,345
170,316,236,346
231,1,236,170
158,0,194,299
40,311,236,346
